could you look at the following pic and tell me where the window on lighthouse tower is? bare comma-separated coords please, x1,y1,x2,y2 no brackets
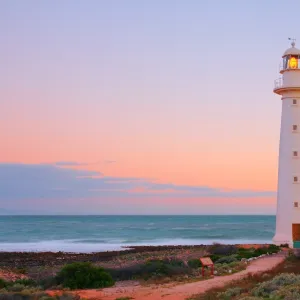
293,125,298,131
293,99,297,105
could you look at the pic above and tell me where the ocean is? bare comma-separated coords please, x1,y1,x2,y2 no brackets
0,215,275,253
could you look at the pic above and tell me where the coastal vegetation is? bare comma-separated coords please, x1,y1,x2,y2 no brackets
0,244,283,299
189,249,298,300
55,262,114,289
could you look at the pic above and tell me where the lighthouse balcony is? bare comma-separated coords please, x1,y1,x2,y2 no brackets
274,77,300,94
274,78,283,89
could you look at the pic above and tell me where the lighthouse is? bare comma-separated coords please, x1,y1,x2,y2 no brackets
273,40,300,248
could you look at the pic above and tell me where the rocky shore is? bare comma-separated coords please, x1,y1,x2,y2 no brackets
0,244,269,269
0,245,210,269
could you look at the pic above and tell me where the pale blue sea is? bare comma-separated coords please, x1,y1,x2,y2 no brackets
0,215,275,253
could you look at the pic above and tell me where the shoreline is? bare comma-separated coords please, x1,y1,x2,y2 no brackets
0,239,273,253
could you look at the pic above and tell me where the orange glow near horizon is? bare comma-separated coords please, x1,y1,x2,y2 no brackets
1,0,287,214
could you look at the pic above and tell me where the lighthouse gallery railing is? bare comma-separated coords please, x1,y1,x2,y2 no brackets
274,78,283,89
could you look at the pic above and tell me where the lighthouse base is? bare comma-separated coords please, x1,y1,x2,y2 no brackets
272,234,293,248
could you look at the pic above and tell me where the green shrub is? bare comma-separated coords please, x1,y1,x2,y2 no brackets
251,273,300,297
253,248,267,256
218,287,242,299
162,258,185,267
0,291,80,300
106,264,143,281
188,259,201,269
0,279,7,289
38,276,57,290
13,279,37,287
273,284,300,300
209,254,222,262
144,260,169,276
209,244,237,256
248,245,280,257
238,297,262,300
141,259,188,279
215,255,238,264
237,248,257,259
268,244,281,252
15,268,27,275
214,261,245,276
6,283,27,292
57,293,81,300
56,262,114,290
107,258,189,281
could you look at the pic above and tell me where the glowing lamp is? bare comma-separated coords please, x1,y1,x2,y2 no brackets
289,56,298,69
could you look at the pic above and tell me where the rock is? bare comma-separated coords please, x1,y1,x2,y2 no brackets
228,270,232,273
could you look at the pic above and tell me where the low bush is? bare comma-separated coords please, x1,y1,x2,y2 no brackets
56,293,81,300
15,268,27,275
214,261,245,276
13,279,37,287
107,258,189,281
235,245,280,261
140,259,189,279
0,291,80,300
251,273,300,297
107,264,143,281
217,287,242,299
162,258,185,267
209,254,222,262
5,283,27,292
38,276,57,290
273,284,300,300
56,262,114,290
215,255,238,264
238,297,262,300
237,248,257,259
209,244,238,256
0,279,7,289
268,244,281,253
188,259,201,269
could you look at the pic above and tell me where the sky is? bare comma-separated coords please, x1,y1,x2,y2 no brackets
0,0,298,214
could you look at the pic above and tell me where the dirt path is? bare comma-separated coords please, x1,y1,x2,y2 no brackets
74,252,286,300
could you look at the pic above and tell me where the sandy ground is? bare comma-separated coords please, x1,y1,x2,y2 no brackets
69,252,286,300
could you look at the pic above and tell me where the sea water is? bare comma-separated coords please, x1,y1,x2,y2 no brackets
0,215,275,252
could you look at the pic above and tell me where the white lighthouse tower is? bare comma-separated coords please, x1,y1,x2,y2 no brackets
273,39,300,248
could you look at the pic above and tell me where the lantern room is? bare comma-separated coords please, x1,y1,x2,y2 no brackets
274,41,300,94
283,55,299,70
280,41,300,72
